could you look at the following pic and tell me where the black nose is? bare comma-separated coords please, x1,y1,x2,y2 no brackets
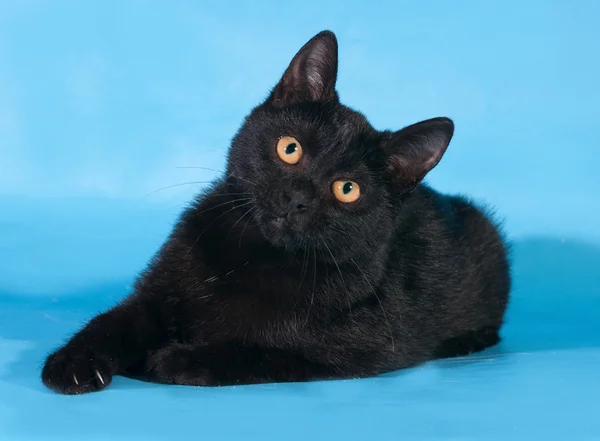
280,180,315,216
285,189,311,214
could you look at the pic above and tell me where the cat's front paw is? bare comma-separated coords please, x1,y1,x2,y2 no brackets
41,344,114,394
147,344,217,386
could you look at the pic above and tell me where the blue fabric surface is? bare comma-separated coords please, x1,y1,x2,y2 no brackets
1,1,599,440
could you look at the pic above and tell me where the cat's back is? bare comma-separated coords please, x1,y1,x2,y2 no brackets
386,184,510,338
397,184,509,266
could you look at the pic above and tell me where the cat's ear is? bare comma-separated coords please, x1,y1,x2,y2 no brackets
382,117,454,191
269,30,338,105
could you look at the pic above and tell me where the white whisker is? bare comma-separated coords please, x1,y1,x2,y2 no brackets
349,257,395,352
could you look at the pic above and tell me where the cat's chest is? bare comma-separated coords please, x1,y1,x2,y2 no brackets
183,256,337,344
202,258,312,307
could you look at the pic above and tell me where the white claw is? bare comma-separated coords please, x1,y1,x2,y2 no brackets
73,374,79,386
95,369,105,385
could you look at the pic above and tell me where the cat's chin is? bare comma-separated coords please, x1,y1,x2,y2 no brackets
259,216,293,247
257,214,306,250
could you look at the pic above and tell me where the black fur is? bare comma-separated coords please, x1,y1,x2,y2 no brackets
41,30,510,394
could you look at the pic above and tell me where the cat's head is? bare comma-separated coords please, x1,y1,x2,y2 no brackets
227,31,454,260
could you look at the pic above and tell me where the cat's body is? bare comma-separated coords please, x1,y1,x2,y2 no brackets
42,31,510,394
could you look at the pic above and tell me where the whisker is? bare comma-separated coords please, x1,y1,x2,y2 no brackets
293,241,310,297
227,205,256,237
144,181,213,197
159,192,253,214
321,237,352,317
317,245,331,288
161,202,189,213
176,166,258,187
330,226,353,238
226,174,259,188
194,197,253,217
207,192,254,197
238,207,256,250
185,200,254,256
176,166,224,172
276,240,302,272
349,257,395,352
305,246,317,326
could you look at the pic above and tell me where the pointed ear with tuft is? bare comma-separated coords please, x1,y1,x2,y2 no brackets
268,30,339,105
382,117,455,192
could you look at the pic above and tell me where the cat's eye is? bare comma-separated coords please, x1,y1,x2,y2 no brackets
276,136,303,164
332,180,361,203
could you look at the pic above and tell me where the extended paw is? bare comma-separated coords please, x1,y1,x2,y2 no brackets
41,345,114,394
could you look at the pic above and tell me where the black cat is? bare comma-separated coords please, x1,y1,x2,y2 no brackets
41,30,510,394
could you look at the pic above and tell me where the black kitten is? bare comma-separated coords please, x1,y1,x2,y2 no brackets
42,30,510,394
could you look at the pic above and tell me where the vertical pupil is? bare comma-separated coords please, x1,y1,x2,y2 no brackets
285,143,297,155
343,182,353,194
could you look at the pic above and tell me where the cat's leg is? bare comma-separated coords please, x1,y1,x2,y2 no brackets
145,342,338,386
41,295,166,394
432,326,501,359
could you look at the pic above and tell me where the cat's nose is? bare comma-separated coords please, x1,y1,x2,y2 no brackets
282,180,315,216
285,189,312,214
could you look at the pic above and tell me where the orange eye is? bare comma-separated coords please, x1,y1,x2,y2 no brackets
333,180,361,203
276,136,303,164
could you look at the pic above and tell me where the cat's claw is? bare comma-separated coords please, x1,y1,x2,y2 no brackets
73,373,79,386
95,369,105,385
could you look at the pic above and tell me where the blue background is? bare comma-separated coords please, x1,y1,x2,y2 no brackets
1,1,599,440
